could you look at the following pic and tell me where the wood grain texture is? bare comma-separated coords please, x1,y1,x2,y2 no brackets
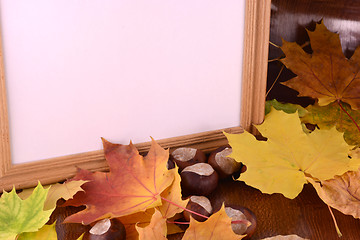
0,0,268,191
241,0,271,132
0,126,243,191
209,180,360,240
0,32,10,177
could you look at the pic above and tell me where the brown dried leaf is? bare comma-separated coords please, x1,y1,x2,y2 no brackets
307,169,360,218
281,21,360,109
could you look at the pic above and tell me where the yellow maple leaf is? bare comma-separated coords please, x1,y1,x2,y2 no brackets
225,108,360,199
19,180,87,210
136,209,167,240
117,209,155,240
157,166,189,219
182,205,244,240
17,222,57,240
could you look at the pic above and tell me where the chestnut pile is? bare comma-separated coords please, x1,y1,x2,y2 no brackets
81,146,256,240
169,146,256,239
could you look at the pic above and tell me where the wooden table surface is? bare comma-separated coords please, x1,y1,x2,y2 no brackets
261,3,360,237
208,179,360,240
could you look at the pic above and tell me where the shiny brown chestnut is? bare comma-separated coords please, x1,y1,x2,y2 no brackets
224,205,257,239
83,218,126,240
180,163,218,197
183,195,213,222
208,146,242,179
167,158,175,170
170,147,206,170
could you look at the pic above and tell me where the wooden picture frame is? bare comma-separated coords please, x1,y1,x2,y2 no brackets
0,0,271,191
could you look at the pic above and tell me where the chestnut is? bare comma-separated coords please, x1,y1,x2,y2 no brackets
183,195,213,222
208,146,242,179
167,158,175,170
83,218,126,240
180,163,218,196
170,147,206,170
224,205,257,239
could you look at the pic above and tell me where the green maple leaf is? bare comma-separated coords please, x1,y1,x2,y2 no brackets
302,102,360,146
265,99,307,116
0,183,54,240
225,108,360,199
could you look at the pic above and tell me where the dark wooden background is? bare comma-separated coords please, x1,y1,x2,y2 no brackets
267,0,360,106
258,0,360,239
209,180,360,240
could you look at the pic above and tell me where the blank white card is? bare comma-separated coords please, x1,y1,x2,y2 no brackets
1,0,245,164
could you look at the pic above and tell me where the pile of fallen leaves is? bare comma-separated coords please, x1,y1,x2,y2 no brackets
1,140,303,240
1,21,360,239
227,21,360,237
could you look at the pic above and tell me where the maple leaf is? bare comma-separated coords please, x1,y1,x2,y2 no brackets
265,99,311,133
117,209,155,240
166,218,184,235
19,180,87,211
307,169,360,219
17,222,57,240
280,21,360,109
76,233,84,240
225,108,359,199
265,99,307,116
64,138,176,224
182,205,244,240
302,102,360,146
0,183,53,240
157,166,189,219
118,167,186,240
136,209,167,240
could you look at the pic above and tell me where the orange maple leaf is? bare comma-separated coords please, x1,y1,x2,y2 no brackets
63,138,175,224
117,167,187,240
281,21,360,109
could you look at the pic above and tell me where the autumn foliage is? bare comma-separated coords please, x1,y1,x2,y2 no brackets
62,139,246,239
280,22,360,109
226,21,360,237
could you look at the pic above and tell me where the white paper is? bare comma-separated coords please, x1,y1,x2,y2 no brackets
1,0,245,164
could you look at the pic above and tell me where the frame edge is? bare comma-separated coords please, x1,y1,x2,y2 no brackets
0,0,270,190
240,0,271,131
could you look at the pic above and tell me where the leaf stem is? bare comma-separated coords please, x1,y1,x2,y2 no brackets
337,100,360,133
268,57,281,62
167,220,190,225
161,196,209,220
269,41,280,48
232,219,251,225
327,205,342,237
266,65,284,98
161,197,252,226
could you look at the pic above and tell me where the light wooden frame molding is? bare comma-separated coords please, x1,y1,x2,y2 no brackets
0,0,271,191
